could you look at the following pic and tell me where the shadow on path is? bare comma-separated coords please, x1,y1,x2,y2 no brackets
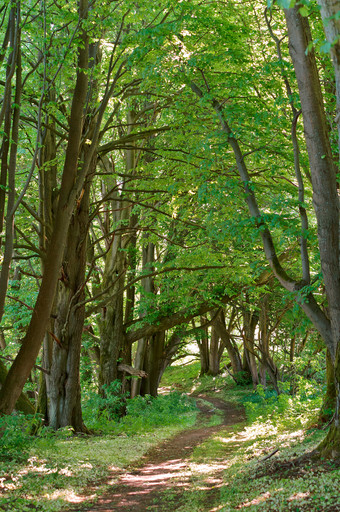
71,395,244,512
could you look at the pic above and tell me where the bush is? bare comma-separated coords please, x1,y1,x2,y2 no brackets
117,391,197,434
0,413,37,461
243,378,322,430
82,380,128,431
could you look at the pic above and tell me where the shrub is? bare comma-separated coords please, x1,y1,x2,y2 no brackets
118,391,197,434
82,380,129,431
0,413,37,461
243,377,322,430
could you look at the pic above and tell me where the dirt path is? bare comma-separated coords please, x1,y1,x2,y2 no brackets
76,395,244,512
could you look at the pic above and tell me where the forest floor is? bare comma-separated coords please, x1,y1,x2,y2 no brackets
1,365,340,511
66,394,245,512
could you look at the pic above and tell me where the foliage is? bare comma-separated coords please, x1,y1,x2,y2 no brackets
243,379,323,430
0,391,198,512
82,380,128,429
0,0,338,496
151,371,339,512
118,391,197,433
0,413,37,462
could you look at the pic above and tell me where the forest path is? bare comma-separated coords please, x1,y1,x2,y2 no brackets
78,394,245,512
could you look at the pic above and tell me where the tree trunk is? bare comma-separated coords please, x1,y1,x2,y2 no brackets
207,323,220,376
285,5,340,457
0,361,34,415
98,109,137,392
320,349,337,423
242,310,259,388
98,245,126,389
0,0,90,415
197,318,210,376
317,0,340,151
131,240,154,397
141,331,165,397
47,177,91,431
213,309,243,378
35,89,58,422
0,5,21,324
131,338,148,398
258,296,280,393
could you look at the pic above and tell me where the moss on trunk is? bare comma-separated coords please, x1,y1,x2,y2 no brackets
317,423,340,459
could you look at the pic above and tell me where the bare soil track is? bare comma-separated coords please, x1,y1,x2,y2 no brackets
69,395,244,512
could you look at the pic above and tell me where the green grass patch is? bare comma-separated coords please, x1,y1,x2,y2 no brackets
160,359,202,392
0,392,198,512
157,371,339,512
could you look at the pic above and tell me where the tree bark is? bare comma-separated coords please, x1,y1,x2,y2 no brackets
131,240,155,398
0,3,21,323
0,0,90,415
317,0,340,151
212,309,243,378
242,309,259,388
47,177,91,431
285,6,340,457
197,318,210,376
207,323,221,376
0,360,34,415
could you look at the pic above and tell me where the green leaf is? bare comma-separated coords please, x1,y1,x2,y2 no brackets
320,41,332,54
299,6,309,16
277,0,296,8
305,41,314,55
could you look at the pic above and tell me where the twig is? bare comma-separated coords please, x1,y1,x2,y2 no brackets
258,448,279,462
0,354,49,375
322,413,335,430
222,364,238,384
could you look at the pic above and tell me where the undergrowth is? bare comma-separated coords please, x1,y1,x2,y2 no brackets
159,365,340,512
0,391,198,512
1,361,339,512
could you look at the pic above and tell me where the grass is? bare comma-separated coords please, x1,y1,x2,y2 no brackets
0,392,198,512
157,362,340,511
1,361,339,512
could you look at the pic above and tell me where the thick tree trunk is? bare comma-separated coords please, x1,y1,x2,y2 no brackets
284,7,340,455
36,90,58,421
258,296,280,393
0,0,90,415
0,361,34,415
47,179,91,431
317,0,340,150
140,331,165,397
98,247,126,389
98,195,130,389
320,349,337,423
131,240,154,397
131,338,148,398
285,9,340,359
213,309,243,378
207,324,220,376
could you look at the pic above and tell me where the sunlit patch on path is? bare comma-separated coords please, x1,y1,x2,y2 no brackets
77,396,244,512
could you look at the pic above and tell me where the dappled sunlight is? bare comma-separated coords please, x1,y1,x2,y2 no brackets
48,489,96,503
190,462,229,474
237,491,273,508
287,491,310,502
240,420,278,440
245,428,306,458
